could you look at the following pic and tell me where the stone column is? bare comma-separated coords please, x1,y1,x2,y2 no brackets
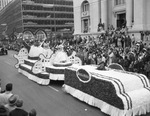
126,0,133,28
101,0,108,30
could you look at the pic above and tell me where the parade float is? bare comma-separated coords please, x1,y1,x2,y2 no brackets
14,30,150,116
14,30,82,85
63,64,150,116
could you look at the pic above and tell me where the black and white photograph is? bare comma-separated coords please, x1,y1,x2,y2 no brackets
0,0,150,116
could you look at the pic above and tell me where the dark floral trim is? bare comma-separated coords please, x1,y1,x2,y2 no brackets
24,60,35,67
19,65,49,79
28,56,39,60
53,63,72,67
64,69,125,110
91,72,132,110
46,67,64,74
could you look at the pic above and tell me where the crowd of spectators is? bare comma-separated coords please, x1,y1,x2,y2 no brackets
52,26,150,79
0,83,37,116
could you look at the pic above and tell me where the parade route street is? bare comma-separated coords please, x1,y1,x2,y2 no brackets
0,50,108,116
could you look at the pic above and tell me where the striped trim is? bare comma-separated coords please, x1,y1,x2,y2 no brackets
135,74,147,87
133,73,146,88
46,67,64,74
114,69,149,88
145,87,150,92
113,78,132,109
139,74,149,87
91,72,132,110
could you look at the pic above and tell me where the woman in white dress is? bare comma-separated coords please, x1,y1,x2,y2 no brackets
53,45,69,64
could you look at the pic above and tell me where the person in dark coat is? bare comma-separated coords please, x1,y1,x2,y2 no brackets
122,56,129,71
9,99,28,116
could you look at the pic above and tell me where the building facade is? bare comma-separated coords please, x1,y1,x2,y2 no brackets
73,0,150,43
0,0,74,40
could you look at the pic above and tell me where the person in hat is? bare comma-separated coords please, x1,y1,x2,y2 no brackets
0,83,13,105
5,94,18,112
9,99,28,116
28,109,37,116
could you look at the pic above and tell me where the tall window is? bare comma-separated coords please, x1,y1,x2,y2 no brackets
115,0,125,5
81,1,90,33
82,1,89,12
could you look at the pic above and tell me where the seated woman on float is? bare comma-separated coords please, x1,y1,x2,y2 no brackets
22,38,53,60
52,44,72,67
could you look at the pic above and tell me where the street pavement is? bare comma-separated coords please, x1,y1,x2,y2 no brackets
0,50,150,116
0,50,108,116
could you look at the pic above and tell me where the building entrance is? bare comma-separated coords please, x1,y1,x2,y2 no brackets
117,13,126,28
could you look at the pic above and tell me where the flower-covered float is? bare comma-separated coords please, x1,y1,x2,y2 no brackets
63,64,150,116
14,30,82,85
